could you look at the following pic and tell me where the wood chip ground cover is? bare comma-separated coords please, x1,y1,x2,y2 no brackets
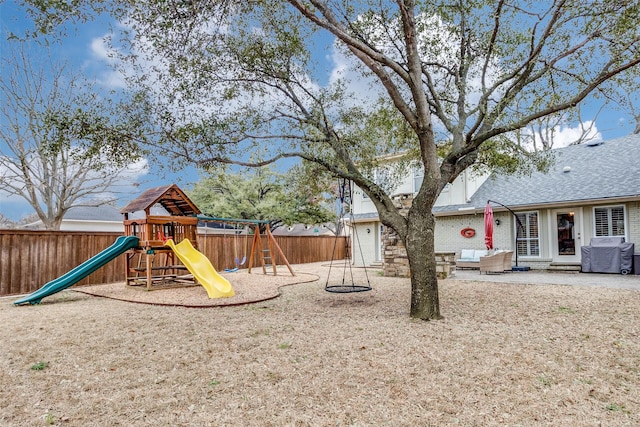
1,263,639,426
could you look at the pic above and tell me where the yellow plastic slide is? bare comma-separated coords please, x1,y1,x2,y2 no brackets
164,238,235,298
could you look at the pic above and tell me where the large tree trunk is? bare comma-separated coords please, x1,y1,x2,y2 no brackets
405,207,442,320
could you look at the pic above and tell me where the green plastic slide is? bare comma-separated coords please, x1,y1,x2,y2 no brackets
14,235,140,305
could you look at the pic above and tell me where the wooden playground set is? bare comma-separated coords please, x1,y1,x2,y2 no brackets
121,184,294,291
13,181,366,306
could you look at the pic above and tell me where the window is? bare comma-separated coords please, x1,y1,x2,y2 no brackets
413,166,424,193
362,167,392,199
361,169,375,199
515,211,540,257
594,206,625,237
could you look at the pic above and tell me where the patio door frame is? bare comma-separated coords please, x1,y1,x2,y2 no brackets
375,223,384,262
550,208,583,263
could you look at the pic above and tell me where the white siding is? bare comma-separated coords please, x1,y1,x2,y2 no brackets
434,171,489,206
353,169,489,215
434,212,513,254
351,222,380,266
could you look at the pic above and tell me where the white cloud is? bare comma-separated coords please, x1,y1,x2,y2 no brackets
89,37,112,61
327,44,383,108
530,120,602,150
553,121,602,147
85,36,128,89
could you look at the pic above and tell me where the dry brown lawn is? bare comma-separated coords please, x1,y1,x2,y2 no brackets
1,262,639,426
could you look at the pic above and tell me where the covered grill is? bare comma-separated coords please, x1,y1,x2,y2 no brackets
581,237,635,275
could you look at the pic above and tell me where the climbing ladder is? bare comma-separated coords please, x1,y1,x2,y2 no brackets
247,223,295,276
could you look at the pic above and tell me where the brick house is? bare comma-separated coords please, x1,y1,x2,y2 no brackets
350,134,640,272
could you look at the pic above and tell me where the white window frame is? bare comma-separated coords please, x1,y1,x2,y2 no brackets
361,171,370,200
515,211,540,257
413,166,424,193
593,205,626,239
362,167,392,199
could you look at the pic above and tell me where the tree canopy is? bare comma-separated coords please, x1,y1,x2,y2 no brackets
188,165,337,232
0,213,15,229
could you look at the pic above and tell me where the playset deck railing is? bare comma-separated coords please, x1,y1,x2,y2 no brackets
123,215,199,248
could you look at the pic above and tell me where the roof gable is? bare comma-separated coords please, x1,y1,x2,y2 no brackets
120,184,201,216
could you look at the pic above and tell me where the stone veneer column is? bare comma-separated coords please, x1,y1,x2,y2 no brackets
382,193,456,279
382,194,413,277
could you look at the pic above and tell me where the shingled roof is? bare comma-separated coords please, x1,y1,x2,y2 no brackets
66,205,123,221
120,184,201,216
435,133,640,214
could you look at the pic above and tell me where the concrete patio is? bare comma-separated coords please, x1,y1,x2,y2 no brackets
451,267,640,290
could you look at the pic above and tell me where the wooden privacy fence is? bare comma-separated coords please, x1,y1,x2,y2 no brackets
0,230,348,297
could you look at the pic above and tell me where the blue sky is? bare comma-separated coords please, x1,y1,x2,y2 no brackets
1,1,638,221
0,1,204,220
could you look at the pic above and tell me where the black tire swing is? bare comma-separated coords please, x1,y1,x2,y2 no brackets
325,178,372,293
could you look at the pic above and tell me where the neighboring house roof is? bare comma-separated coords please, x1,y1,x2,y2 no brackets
436,134,640,214
21,204,124,229
65,205,123,221
271,223,337,236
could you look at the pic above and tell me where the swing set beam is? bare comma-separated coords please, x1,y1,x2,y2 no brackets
197,215,269,225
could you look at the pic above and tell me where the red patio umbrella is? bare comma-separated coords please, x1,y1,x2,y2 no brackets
484,203,494,250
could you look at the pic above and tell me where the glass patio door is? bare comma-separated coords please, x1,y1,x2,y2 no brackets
552,209,582,262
